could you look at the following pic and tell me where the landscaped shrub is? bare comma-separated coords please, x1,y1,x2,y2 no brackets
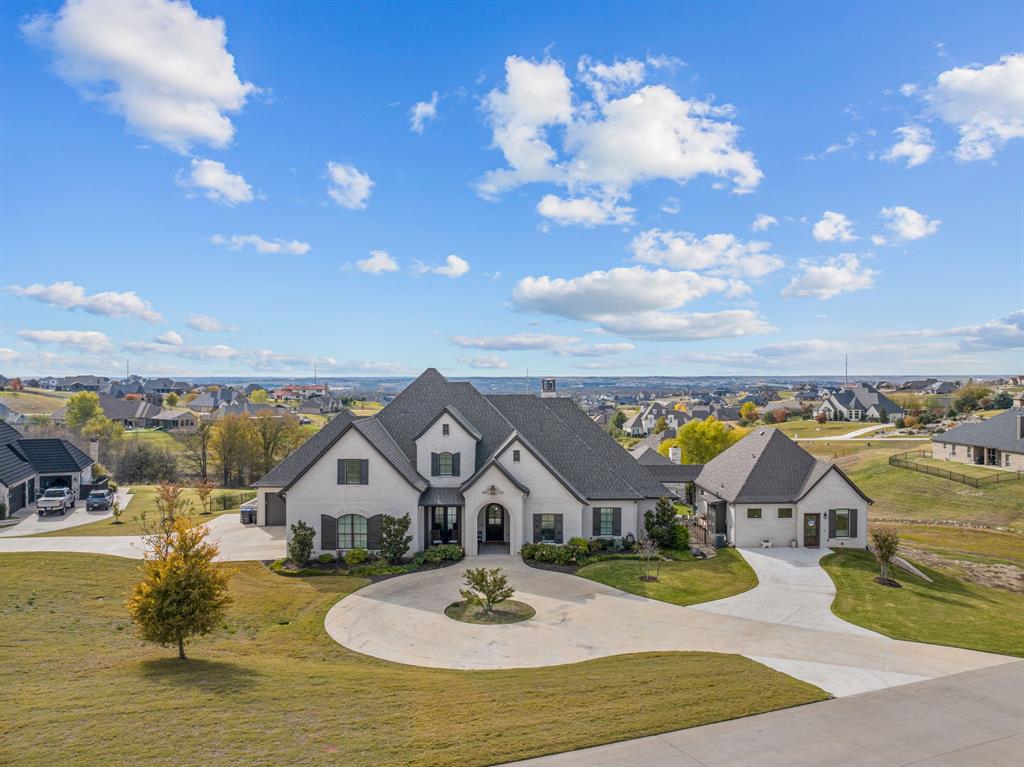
317,552,336,564
417,543,463,565
644,497,678,549
344,548,369,566
380,513,413,564
566,536,589,559
587,537,611,554
460,567,515,613
521,542,577,566
674,523,690,550
288,521,315,566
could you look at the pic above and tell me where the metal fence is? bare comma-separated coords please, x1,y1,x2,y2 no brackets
888,449,1023,487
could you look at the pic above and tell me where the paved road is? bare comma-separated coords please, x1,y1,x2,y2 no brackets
0,488,134,538
0,513,285,561
502,661,1024,767
792,423,891,441
324,548,1014,697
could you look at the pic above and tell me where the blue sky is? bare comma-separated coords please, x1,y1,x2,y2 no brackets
1,0,1021,379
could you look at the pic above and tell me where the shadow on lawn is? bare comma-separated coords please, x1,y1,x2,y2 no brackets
139,657,258,693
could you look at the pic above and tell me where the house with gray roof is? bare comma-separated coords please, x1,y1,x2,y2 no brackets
815,384,904,423
253,368,671,557
932,408,1024,471
0,422,94,517
52,394,163,429
693,428,870,549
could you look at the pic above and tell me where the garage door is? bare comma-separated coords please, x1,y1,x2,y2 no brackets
9,482,26,513
265,493,286,526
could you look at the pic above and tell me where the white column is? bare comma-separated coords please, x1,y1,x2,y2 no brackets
465,505,478,557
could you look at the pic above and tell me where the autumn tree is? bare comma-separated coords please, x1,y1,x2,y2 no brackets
739,401,759,422
770,408,790,423
193,478,216,515
658,417,746,464
164,392,179,407
611,410,626,429
953,384,992,414
127,516,232,659
176,421,213,481
653,416,668,434
64,391,103,430
870,526,900,583
249,388,269,404
815,411,828,424
252,412,302,477
210,414,257,486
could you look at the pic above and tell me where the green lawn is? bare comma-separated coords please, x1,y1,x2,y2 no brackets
875,523,1024,569
0,553,826,767
32,485,253,537
123,429,183,452
772,420,887,439
577,548,758,606
822,549,1024,657
904,453,1018,480
836,445,1024,532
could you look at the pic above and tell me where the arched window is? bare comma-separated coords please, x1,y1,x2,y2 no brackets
338,514,367,550
438,452,453,476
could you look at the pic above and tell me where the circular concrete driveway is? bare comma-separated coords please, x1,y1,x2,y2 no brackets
325,550,1015,698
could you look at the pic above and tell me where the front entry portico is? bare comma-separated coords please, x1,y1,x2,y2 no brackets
478,503,510,554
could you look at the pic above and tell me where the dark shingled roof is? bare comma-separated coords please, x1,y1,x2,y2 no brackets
933,409,1024,453
419,486,465,506
0,423,36,487
645,464,703,484
695,428,868,504
255,369,670,501
16,438,93,475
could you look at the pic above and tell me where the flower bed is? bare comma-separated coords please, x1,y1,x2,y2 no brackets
270,543,464,580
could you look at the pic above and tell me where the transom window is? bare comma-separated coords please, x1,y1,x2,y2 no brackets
747,508,762,519
778,508,793,519
833,509,851,538
596,507,614,536
438,452,454,476
338,514,367,550
539,514,557,542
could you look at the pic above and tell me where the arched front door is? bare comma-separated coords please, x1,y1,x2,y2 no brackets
484,503,506,543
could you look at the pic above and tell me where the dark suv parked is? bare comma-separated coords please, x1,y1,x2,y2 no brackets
86,489,113,510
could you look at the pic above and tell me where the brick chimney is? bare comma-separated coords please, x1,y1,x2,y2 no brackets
540,377,557,398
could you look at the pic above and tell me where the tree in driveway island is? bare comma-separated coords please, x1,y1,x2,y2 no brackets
460,568,515,614
127,516,232,660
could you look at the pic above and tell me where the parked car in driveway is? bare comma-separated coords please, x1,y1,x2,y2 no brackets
86,488,113,510
37,487,76,515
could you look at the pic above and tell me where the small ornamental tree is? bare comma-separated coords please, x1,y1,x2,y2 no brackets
611,410,627,430
127,516,232,660
815,411,828,424
110,497,124,525
643,497,678,549
145,483,194,537
653,416,668,434
637,535,661,582
771,408,789,423
193,478,216,515
739,401,759,423
288,520,315,566
870,526,900,583
460,567,515,613
165,392,179,407
380,513,413,564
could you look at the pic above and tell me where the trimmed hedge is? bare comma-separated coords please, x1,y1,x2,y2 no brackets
268,543,464,579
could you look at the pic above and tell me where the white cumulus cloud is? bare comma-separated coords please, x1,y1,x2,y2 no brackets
178,158,253,205
880,205,941,240
451,333,579,351
326,161,374,209
881,125,935,168
22,0,256,153
812,211,857,242
751,213,778,232
19,329,113,353
410,91,439,133
211,233,310,255
413,255,470,278
457,354,509,369
536,194,634,226
354,250,399,274
925,53,1024,161
186,314,237,332
782,255,877,300
631,229,784,278
6,280,161,321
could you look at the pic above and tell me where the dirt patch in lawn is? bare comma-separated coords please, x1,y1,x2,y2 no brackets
902,546,1024,593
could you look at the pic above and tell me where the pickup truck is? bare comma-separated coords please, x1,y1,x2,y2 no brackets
86,488,114,510
37,487,76,515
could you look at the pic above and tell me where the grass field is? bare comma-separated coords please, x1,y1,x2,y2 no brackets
577,548,758,606
881,523,1024,569
835,444,1024,532
822,549,1024,657
33,485,253,537
123,429,183,452
0,553,826,767
773,419,888,439
904,453,1019,480
0,389,69,415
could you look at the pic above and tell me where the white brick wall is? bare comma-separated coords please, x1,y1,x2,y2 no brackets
415,413,477,487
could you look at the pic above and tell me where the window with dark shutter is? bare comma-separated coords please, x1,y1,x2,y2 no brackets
533,514,542,542
553,514,563,544
367,515,383,550
848,509,858,538
321,515,338,550
431,452,439,476
359,459,368,485
828,510,837,538
592,508,602,536
451,452,460,476
612,508,621,536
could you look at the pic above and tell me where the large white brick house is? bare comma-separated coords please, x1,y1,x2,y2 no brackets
693,428,870,549
253,369,670,557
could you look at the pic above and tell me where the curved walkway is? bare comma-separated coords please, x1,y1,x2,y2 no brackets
324,550,1014,698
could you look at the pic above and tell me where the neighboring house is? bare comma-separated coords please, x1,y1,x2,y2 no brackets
252,369,670,558
0,422,95,515
300,394,344,415
816,384,905,423
208,400,285,420
796,391,820,402
926,381,958,395
52,394,163,429
102,380,146,398
55,375,109,392
273,384,329,400
932,409,1024,470
0,401,29,426
143,378,191,396
151,409,197,431
694,428,870,549
189,388,242,412
630,445,701,502
899,378,939,392
622,412,645,437
712,405,742,422
1013,393,1024,409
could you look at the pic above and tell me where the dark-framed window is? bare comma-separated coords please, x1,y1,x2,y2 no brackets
777,508,793,519
337,459,368,485
596,507,614,536
442,423,450,436
539,514,557,542
513,449,521,463
833,509,851,538
747,508,762,519
338,514,367,549
438,452,453,476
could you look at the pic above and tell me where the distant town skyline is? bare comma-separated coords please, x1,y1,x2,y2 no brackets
1,1,1021,378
